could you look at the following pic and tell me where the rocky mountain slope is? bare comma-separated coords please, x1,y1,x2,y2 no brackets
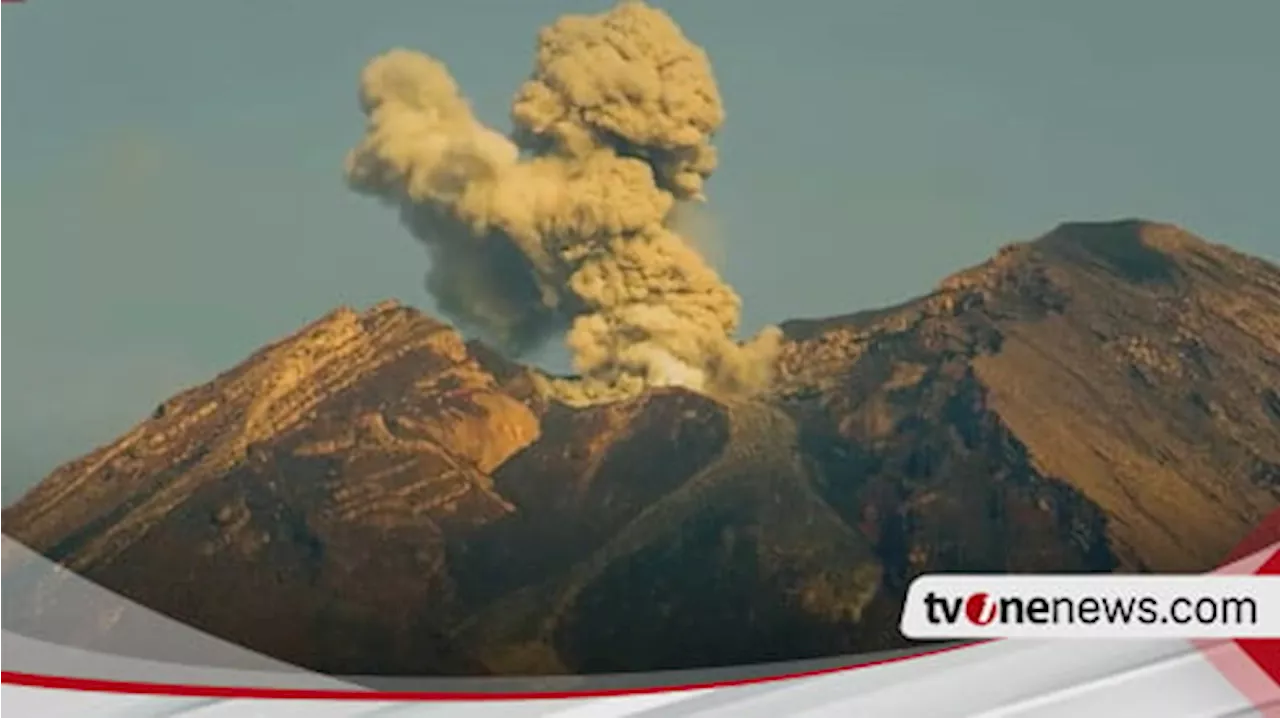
4,220,1278,675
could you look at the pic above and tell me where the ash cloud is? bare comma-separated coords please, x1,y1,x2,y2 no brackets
345,1,780,404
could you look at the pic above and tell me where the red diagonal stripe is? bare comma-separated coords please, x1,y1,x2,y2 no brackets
1236,548,1280,685
1201,509,1280,714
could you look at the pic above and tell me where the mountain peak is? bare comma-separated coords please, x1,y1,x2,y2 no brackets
1034,218,1202,283
932,218,1274,313
945,219,1190,289
1049,217,1177,236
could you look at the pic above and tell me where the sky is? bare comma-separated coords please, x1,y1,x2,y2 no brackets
2,0,1278,504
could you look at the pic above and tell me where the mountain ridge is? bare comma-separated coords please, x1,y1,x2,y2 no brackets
5,219,1278,675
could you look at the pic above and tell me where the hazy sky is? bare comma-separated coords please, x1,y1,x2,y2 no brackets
3,0,1277,504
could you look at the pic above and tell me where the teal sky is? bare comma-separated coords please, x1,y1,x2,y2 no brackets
3,1,1278,504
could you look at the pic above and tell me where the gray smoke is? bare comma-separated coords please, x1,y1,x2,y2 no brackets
345,1,780,404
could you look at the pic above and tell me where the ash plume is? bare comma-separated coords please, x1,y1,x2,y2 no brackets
345,1,780,404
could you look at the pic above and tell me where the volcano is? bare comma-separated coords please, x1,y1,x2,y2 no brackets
5,220,1278,676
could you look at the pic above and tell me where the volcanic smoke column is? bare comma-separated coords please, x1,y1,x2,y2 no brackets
344,1,780,403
